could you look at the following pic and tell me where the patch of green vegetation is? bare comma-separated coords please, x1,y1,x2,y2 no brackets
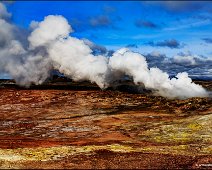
0,142,211,169
139,114,212,144
0,144,136,163
187,122,202,131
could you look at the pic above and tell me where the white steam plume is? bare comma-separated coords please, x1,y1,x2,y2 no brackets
109,48,208,98
0,3,52,87
0,3,209,98
28,15,110,89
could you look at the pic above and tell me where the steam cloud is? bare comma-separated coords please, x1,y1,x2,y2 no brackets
0,3,209,99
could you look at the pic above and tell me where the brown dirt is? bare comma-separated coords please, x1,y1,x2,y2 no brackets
0,80,211,169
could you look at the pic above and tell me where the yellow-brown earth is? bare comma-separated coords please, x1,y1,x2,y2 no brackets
0,79,211,169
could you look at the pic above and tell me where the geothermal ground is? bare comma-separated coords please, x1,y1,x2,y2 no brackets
0,78,211,169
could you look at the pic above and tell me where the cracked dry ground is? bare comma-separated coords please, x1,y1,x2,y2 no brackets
0,81,211,169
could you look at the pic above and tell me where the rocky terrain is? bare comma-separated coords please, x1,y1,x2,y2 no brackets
0,79,211,169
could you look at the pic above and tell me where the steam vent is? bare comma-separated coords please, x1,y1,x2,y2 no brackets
0,1,212,169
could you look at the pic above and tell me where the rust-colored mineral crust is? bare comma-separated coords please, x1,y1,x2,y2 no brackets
0,80,211,169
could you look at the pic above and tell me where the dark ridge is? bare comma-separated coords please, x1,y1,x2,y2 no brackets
0,82,100,91
0,77,211,93
0,78,151,94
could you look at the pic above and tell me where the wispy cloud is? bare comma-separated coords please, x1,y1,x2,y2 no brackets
143,1,208,13
146,39,184,49
135,20,158,29
202,38,212,44
126,44,138,48
143,50,212,79
89,15,111,27
164,19,211,31
103,5,116,13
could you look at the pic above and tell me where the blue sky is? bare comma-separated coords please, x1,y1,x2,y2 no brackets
6,1,212,58
0,1,211,80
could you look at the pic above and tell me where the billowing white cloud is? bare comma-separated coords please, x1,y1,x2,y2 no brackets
142,51,212,81
0,3,52,86
28,15,72,49
109,48,207,98
0,2,209,99
173,55,196,65
0,2,11,19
